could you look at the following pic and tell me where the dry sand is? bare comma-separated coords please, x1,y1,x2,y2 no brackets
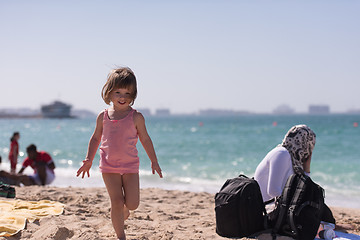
1,186,359,240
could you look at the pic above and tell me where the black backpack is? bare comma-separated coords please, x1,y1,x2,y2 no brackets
269,174,325,240
215,175,268,238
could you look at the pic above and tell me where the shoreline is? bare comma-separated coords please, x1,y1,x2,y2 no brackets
1,162,360,209
1,186,359,240
2,162,359,209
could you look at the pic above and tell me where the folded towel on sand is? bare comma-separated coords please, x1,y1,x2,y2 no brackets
0,199,64,237
323,231,360,240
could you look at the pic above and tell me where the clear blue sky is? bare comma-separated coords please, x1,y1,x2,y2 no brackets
1,1,359,114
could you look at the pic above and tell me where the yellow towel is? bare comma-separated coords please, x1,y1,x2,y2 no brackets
0,199,64,237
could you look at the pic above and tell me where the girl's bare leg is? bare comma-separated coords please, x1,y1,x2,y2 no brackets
122,173,140,212
102,173,126,239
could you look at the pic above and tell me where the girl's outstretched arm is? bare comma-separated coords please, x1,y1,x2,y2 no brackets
134,111,163,178
77,111,104,178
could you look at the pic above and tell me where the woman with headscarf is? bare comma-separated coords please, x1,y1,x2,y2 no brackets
254,124,336,232
254,124,316,202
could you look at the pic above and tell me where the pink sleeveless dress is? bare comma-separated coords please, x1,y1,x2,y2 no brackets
99,109,139,174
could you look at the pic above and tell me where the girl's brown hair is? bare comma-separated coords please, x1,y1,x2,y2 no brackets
101,67,137,105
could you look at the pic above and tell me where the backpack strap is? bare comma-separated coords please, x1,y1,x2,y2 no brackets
262,202,269,229
295,201,321,216
264,198,275,205
262,198,275,230
272,174,297,236
248,178,273,238
288,174,307,238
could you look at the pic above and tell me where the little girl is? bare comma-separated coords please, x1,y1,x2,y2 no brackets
76,67,162,240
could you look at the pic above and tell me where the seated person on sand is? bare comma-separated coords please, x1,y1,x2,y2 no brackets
254,125,335,224
0,144,55,186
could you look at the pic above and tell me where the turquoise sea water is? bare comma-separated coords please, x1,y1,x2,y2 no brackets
0,114,359,208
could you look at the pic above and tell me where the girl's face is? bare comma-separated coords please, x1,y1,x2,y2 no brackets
110,88,133,110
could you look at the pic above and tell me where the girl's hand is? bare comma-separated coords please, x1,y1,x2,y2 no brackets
151,161,163,178
76,160,92,178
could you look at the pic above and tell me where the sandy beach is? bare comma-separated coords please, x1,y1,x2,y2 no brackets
1,186,359,240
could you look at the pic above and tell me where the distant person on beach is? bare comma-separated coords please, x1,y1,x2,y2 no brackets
0,144,56,186
254,124,335,223
76,67,163,240
8,132,20,173
19,144,56,185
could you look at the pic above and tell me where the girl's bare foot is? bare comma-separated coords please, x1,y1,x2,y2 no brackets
124,206,130,220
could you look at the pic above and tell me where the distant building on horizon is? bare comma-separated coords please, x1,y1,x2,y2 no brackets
273,105,295,115
347,109,360,114
308,105,330,114
41,100,73,118
199,109,250,116
0,108,41,118
155,108,171,116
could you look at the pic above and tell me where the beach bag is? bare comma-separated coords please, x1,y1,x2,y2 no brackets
269,174,324,240
215,175,268,238
0,181,15,198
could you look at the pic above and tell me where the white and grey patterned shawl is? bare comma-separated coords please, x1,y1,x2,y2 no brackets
280,124,316,174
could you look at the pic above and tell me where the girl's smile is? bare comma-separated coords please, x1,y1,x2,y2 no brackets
110,88,133,109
